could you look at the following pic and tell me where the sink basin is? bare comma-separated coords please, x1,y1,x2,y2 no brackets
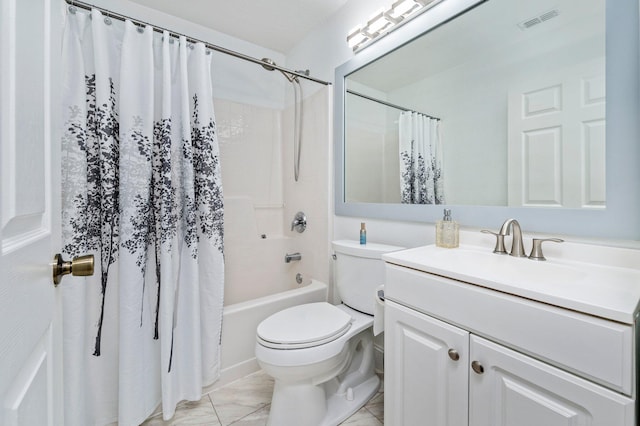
423,246,587,287
383,244,640,324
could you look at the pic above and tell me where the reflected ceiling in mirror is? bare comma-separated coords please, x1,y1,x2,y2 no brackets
344,0,605,208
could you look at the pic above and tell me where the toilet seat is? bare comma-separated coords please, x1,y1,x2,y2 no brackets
257,302,353,349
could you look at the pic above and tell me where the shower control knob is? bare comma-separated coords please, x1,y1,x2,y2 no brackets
291,211,307,233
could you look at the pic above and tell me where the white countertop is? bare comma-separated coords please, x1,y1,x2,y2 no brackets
383,244,640,324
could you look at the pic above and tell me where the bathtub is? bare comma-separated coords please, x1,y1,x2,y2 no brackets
211,280,328,389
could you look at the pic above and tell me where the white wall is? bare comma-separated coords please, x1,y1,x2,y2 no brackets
286,0,389,83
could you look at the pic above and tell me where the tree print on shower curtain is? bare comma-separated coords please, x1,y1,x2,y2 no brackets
60,8,224,425
399,111,444,204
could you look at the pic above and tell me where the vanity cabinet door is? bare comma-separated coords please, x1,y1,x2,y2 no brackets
469,335,635,426
385,300,469,426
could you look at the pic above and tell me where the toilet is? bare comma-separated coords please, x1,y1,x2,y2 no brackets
255,240,404,426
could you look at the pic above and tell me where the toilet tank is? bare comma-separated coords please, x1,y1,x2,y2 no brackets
332,240,405,315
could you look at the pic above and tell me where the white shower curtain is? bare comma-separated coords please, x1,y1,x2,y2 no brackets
60,8,224,425
399,111,444,204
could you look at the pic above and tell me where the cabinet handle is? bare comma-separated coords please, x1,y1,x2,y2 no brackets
447,349,460,361
471,361,484,375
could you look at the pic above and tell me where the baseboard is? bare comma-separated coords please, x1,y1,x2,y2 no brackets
204,357,261,393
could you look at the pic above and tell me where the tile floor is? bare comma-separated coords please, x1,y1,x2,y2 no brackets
142,370,384,425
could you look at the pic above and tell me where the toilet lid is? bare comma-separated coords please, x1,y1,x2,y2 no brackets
257,302,353,349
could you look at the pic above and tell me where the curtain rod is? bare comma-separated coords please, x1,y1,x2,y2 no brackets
346,89,440,121
65,0,331,86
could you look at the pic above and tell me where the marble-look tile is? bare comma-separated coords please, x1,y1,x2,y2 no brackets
364,392,384,422
209,370,274,425
142,398,220,426
141,369,383,426
339,407,383,426
227,404,271,426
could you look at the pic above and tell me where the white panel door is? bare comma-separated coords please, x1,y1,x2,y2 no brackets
0,0,63,424
508,59,605,208
469,335,634,426
384,300,469,426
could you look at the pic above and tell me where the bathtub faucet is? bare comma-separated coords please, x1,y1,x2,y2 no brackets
285,252,302,263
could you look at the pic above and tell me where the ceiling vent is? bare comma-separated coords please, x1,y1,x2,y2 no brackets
518,9,559,30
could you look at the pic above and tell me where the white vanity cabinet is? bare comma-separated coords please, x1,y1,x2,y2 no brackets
385,300,468,426
383,245,640,426
385,300,634,426
469,334,634,426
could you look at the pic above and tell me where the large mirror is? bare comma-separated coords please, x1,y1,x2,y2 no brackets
334,0,640,239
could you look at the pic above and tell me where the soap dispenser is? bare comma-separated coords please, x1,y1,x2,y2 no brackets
436,209,459,248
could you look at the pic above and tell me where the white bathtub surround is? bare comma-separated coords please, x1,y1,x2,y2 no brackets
61,8,224,425
222,197,303,305
218,87,332,306
282,87,333,289
217,98,295,305
217,98,285,242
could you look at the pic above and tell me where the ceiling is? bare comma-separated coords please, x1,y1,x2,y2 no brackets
128,0,351,54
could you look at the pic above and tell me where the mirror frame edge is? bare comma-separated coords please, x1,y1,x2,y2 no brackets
334,0,640,240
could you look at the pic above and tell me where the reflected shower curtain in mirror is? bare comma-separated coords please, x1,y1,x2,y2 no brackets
60,9,224,425
399,111,444,204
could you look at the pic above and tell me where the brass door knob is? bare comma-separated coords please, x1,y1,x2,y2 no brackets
52,253,94,285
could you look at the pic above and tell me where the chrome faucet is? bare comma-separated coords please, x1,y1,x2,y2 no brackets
285,252,302,263
499,219,526,257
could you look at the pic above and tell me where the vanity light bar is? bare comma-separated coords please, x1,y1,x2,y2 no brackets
347,0,442,52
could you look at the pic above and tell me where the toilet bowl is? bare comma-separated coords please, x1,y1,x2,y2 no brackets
255,240,404,426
